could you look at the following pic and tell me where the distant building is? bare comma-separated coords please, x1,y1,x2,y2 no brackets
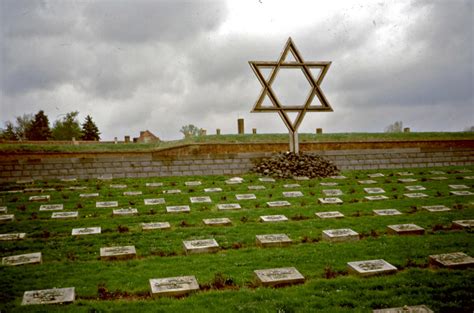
134,130,160,143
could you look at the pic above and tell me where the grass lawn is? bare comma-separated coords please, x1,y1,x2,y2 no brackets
0,165,473,312
1,132,473,153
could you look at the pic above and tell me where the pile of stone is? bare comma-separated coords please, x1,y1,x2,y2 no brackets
252,152,339,179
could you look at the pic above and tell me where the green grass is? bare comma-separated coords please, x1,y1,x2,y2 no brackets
0,166,473,312
1,132,473,153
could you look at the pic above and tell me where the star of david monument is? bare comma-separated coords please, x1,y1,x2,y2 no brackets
249,37,333,154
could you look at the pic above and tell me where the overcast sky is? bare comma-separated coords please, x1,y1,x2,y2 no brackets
1,0,472,140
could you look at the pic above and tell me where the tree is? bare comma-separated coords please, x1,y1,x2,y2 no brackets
26,110,51,140
464,126,474,132
385,121,403,133
1,121,17,140
81,115,100,141
14,114,33,140
52,111,82,140
179,124,202,139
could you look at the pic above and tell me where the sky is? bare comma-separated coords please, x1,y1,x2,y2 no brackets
0,0,473,141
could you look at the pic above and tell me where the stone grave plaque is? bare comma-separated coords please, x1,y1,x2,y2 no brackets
259,177,275,182
260,215,288,222
97,174,113,180
398,178,417,183
236,194,256,200
142,222,171,230
283,191,303,198
256,234,292,247
150,276,199,297
144,198,165,205
7,189,23,193
39,204,63,211
457,169,472,173
347,259,397,277
0,207,7,213
110,184,127,189
226,177,244,184
450,190,474,196
404,193,428,198
429,176,448,181
368,173,385,178
123,191,142,196
293,176,309,181
320,182,338,186
29,195,50,202
429,252,474,268
69,186,87,191
373,209,402,216
113,208,138,216
190,196,212,203
364,188,386,194
387,224,425,235
405,185,426,191
254,267,305,287
204,188,222,193
322,189,343,196
146,182,163,187
267,200,291,207
163,189,181,194
430,170,446,175
52,211,78,219
322,229,359,242
318,197,343,204
183,238,219,254
217,203,241,211
21,287,75,306
166,205,190,213
448,184,469,190
96,201,118,208
358,180,377,185
364,195,388,201
24,188,43,193
100,245,136,260
61,177,77,182
283,184,300,188
463,176,474,180
203,218,232,226
315,211,344,219
421,205,451,212
373,305,434,313
397,172,414,176
185,181,202,186
79,193,99,198
43,188,56,192
72,227,101,236
17,178,34,184
0,233,26,241
0,214,15,223
2,252,42,266
330,175,347,179
248,185,266,190
452,220,474,229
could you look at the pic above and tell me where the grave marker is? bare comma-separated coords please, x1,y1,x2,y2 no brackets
322,229,359,242
364,188,386,194
450,190,474,196
283,191,303,197
123,191,142,196
16,178,34,184
203,218,232,226
260,215,288,222
365,195,389,201
204,188,222,193
315,211,344,219
0,233,26,241
429,252,474,268
163,189,181,194
190,196,212,203
404,193,428,198
398,178,417,183
97,174,113,180
322,189,343,196
368,173,384,178
100,246,136,260
142,222,171,230
113,208,138,216
259,177,275,182
96,201,118,208
79,193,99,198
448,184,469,190
347,259,397,277
149,276,199,297
387,224,425,235
254,267,305,287
146,182,163,187
256,234,292,247
373,305,434,313
373,209,402,216
39,204,63,211
248,185,266,190
283,184,300,188
29,195,50,202
185,181,202,186
52,211,78,219
72,227,101,236
405,185,426,191
429,176,448,181
226,177,244,184
236,194,256,200
22,287,75,306
217,203,241,211
2,252,42,266
68,186,87,191
358,180,377,185
0,207,7,213
144,198,165,205
166,205,191,213
429,170,446,175
318,197,343,204
110,184,127,189
183,239,219,254
330,175,347,179
267,200,291,207
320,182,338,186
24,188,43,193
0,214,15,223
452,220,474,229
421,205,451,212
397,172,414,176
293,176,309,181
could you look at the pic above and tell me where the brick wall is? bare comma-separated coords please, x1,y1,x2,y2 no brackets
0,141,473,182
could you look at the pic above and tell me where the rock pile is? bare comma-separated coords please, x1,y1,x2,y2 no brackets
252,152,339,179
